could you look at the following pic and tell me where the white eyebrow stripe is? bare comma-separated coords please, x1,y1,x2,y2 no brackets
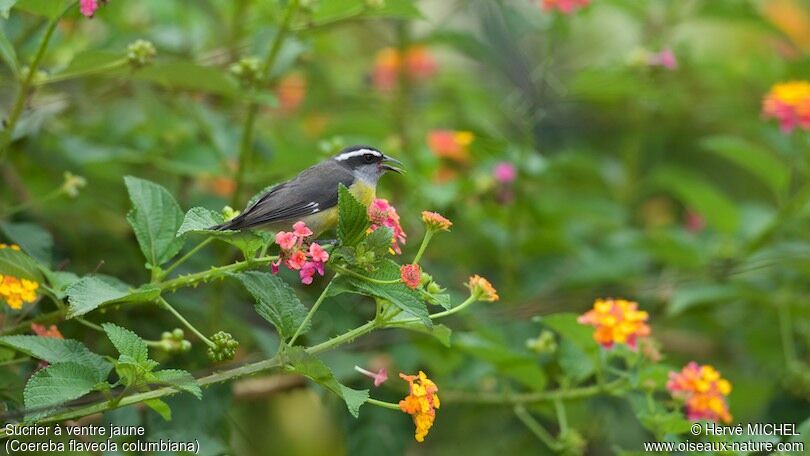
335,149,382,161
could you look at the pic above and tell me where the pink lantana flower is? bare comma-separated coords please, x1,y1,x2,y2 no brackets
493,161,517,184
275,231,297,250
272,221,329,285
293,221,313,238
648,48,678,70
355,365,389,387
368,198,407,254
80,0,104,17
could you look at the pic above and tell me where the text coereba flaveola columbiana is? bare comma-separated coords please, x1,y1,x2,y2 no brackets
213,145,402,234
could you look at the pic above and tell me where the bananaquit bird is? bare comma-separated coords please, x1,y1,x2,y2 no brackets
214,145,402,234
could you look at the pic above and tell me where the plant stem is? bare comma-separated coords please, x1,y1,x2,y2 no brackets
289,278,335,346
159,255,276,292
0,2,76,164
306,320,376,355
160,238,214,279
514,405,562,451
553,397,568,435
366,398,401,410
412,231,433,265
441,378,627,405
158,297,215,348
231,0,300,206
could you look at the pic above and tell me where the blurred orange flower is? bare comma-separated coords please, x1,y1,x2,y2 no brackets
427,130,474,164
277,72,307,113
762,0,810,53
667,362,733,423
763,81,810,133
577,298,650,349
372,46,438,91
399,371,440,442
31,323,63,339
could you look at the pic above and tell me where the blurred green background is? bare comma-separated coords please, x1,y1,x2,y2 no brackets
2,0,810,454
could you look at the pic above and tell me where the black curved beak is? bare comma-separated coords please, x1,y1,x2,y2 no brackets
381,155,404,174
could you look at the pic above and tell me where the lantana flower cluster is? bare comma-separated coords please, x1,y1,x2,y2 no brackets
368,199,407,254
399,371,441,442
0,244,40,310
80,0,110,18
667,362,733,423
272,222,329,285
372,46,438,92
762,81,810,133
577,298,650,349
541,0,590,14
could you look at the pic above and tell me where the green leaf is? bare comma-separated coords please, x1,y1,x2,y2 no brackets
364,225,394,258
133,61,240,96
0,221,53,264
178,207,266,257
124,176,185,267
333,260,431,327
313,0,421,22
14,0,71,19
286,347,368,418
24,362,101,420
539,313,599,356
153,369,202,399
66,275,161,318
102,323,148,364
454,333,547,390
234,271,309,339
0,246,44,282
557,340,595,383
52,51,124,80
0,0,18,19
668,283,743,315
143,398,172,421
0,336,111,382
0,27,18,77
337,183,370,246
391,318,452,347
701,135,789,198
649,166,739,233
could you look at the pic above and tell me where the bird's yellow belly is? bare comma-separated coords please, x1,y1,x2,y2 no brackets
299,181,375,235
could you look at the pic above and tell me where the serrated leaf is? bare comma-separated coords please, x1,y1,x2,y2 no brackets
337,184,370,246
124,176,185,267
364,225,393,258
0,26,18,77
102,323,148,364
178,207,266,257
286,347,368,418
66,275,161,318
334,260,431,327
24,362,100,420
0,246,44,282
234,271,309,339
557,340,595,383
0,221,53,264
153,369,201,399
0,336,111,382
143,398,172,421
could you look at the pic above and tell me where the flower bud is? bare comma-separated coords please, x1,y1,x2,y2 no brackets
208,331,239,361
222,205,241,221
61,172,87,197
126,39,157,68
466,275,498,302
525,330,557,355
229,57,262,88
172,328,184,340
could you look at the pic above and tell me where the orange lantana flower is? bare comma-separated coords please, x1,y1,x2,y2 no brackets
399,371,440,442
577,298,650,349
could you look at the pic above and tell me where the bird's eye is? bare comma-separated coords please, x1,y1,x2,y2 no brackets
364,154,376,163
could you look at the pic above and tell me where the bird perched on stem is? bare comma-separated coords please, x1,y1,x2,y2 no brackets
214,145,402,235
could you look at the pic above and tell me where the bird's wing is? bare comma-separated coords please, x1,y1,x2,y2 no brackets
216,162,354,230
